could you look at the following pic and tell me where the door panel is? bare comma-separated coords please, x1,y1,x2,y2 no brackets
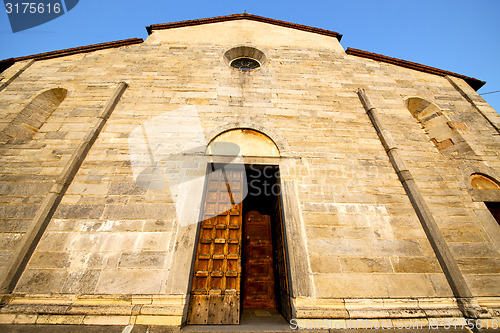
243,211,276,309
187,166,244,325
274,196,292,321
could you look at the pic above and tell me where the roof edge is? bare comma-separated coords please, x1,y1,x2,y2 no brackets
4,38,143,63
346,47,485,91
146,13,343,41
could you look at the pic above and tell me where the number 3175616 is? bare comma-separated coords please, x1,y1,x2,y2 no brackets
5,2,62,14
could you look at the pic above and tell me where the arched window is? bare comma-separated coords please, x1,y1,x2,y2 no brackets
223,46,267,71
1,87,67,143
405,97,472,154
470,173,500,191
470,173,500,225
206,128,280,157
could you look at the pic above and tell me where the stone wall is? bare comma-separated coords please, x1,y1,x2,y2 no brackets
0,19,499,324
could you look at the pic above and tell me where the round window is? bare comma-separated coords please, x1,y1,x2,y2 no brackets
230,57,261,70
224,46,266,71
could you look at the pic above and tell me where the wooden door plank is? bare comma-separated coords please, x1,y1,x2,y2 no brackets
187,295,209,324
243,211,276,309
188,164,243,325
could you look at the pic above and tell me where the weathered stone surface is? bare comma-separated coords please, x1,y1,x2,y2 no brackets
0,15,499,324
94,269,165,294
54,204,105,219
61,270,101,294
14,269,68,293
391,257,442,273
102,204,175,220
339,257,393,273
118,252,166,268
107,182,147,195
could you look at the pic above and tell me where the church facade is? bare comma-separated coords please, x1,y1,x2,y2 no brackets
0,13,499,328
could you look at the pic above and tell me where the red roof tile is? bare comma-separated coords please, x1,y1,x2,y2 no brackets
1,14,484,92
346,47,485,91
11,38,144,62
146,13,343,41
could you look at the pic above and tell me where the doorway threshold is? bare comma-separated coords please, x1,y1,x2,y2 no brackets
182,309,293,332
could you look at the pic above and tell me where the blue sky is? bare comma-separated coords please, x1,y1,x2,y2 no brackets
1,0,499,112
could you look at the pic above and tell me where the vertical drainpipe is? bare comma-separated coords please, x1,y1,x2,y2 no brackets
356,89,487,319
0,82,128,293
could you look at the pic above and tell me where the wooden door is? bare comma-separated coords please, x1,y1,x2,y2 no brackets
273,197,292,320
242,211,276,309
187,165,244,324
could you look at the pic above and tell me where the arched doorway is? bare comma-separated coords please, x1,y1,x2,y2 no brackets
186,129,291,325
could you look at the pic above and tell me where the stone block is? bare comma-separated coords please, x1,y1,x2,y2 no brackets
465,275,500,296
94,269,165,294
107,182,147,195
457,258,500,274
391,256,442,273
0,218,32,232
101,232,172,251
118,252,166,268
447,121,468,130
427,273,454,297
309,256,341,273
13,314,38,324
67,182,109,195
314,273,390,298
34,232,70,251
140,305,183,316
0,204,40,219
441,227,485,242
54,204,105,219
61,269,101,294
44,131,68,139
0,233,23,251
0,251,12,267
0,182,52,196
135,315,182,325
143,219,174,232
449,242,500,258
82,315,130,325
36,314,85,324
0,314,16,324
340,257,393,273
102,204,175,220
307,238,423,257
14,269,68,294
28,252,70,268
386,274,437,298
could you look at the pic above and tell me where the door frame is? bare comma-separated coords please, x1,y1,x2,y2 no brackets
179,156,313,324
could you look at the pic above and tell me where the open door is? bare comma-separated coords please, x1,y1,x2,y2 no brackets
242,211,276,309
187,165,244,324
241,165,292,321
187,163,291,324
273,193,292,321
